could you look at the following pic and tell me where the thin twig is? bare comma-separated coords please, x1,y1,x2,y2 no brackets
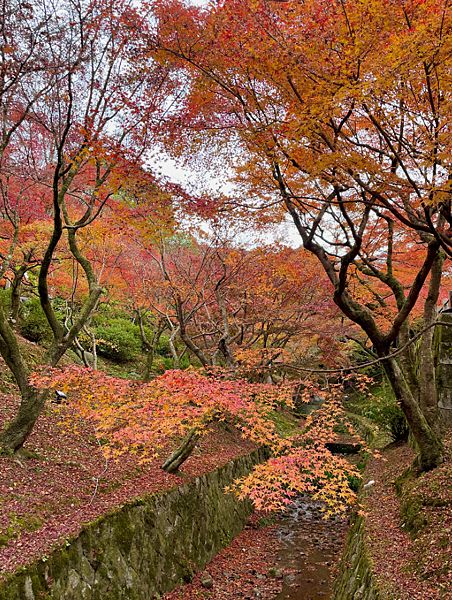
89,431,109,506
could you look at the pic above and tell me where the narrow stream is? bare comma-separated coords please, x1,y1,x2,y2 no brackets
273,496,348,600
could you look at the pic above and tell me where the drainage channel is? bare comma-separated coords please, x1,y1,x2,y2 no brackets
273,495,349,600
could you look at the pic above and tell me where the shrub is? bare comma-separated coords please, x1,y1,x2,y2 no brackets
364,389,409,442
0,288,11,312
19,298,53,344
94,318,141,362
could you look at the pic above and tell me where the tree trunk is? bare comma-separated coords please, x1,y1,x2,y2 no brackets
418,250,445,436
144,347,155,381
0,386,49,456
161,428,201,473
137,312,166,381
0,271,102,455
384,357,443,471
9,267,25,325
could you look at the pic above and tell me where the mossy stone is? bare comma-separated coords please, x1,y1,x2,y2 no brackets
332,513,381,600
437,314,452,343
112,510,135,556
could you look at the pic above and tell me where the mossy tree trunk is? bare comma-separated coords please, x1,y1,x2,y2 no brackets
418,250,446,437
9,257,37,326
0,163,103,456
281,186,445,472
161,428,201,473
383,357,443,471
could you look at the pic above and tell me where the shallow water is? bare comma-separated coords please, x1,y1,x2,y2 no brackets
273,496,348,600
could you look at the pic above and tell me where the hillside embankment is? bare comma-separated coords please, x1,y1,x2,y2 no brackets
334,438,452,600
0,446,271,600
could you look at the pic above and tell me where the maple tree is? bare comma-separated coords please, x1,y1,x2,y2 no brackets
118,227,342,377
151,0,452,472
31,365,363,514
0,0,176,456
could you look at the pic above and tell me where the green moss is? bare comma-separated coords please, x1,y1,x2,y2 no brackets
400,497,429,535
90,588,105,600
268,410,300,436
30,574,44,597
48,546,73,580
0,514,45,548
436,314,452,344
98,480,121,494
333,512,382,600
179,557,195,584
257,515,276,528
14,448,42,461
0,528,13,547
395,466,442,538
423,496,449,507
112,510,135,556
21,515,44,533
394,466,414,497
143,508,156,530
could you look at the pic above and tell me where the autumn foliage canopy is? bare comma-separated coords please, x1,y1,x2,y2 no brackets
3,0,452,519
31,365,364,515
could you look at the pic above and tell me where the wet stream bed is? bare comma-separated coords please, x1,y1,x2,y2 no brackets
273,496,349,600
163,494,349,600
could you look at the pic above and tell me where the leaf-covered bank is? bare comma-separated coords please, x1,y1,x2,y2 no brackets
0,447,270,600
351,438,452,600
0,384,257,578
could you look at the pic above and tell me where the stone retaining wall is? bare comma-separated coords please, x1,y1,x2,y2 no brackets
0,447,269,600
332,512,381,600
435,312,452,426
